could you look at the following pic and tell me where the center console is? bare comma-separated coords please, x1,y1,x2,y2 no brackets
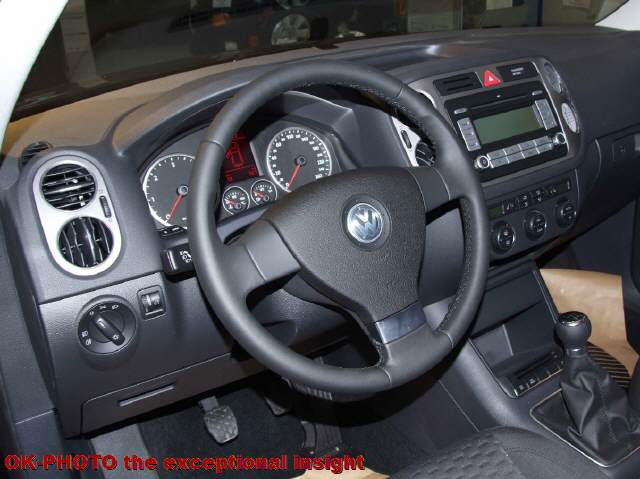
394,58,582,260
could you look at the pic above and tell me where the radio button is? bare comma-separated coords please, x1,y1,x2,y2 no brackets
507,151,525,163
490,156,509,168
535,136,552,146
487,149,507,160
457,117,472,129
519,140,536,151
535,99,558,129
537,143,553,154
504,145,521,155
522,148,538,159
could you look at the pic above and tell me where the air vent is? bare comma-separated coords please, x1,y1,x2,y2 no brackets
434,73,481,96
41,164,96,210
415,141,435,167
20,141,51,165
58,217,113,268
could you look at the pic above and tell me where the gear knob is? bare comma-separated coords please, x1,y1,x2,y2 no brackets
556,311,591,355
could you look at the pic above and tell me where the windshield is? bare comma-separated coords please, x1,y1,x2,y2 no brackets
17,0,628,119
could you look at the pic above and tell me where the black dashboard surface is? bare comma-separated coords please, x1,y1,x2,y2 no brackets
2,26,640,436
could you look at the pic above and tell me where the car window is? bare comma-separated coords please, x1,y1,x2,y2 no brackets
16,0,628,119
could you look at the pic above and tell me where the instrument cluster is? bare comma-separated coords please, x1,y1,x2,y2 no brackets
141,123,337,231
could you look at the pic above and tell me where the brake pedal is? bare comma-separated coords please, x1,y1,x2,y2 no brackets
198,396,238,444
262,378,293,416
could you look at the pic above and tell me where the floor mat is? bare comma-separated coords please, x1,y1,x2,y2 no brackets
139,385,306,479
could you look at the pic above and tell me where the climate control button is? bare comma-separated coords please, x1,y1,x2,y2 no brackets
524,210,547,240
492,221,516,253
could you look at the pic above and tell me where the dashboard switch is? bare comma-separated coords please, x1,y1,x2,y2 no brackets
78,300,136,354
483,70,501,87
138,286,165,319
161,243,195,276
92,313,124,345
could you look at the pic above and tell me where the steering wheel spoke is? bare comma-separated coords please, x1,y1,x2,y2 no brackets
407,165,464,214
230,220,300,298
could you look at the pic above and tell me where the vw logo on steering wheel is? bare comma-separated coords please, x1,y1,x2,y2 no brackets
346,203,384,245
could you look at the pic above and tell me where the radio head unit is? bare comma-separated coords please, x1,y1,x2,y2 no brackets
446,80,567,181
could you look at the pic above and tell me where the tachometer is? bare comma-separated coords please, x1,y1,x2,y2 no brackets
143,154,193,229
266,127,332,192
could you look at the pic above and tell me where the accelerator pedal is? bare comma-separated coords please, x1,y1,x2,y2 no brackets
289,359,344,455
198,396,238,444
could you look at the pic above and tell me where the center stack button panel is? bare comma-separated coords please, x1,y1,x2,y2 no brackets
487,175,578,258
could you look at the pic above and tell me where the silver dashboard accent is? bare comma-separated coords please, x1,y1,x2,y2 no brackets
33,155,123,276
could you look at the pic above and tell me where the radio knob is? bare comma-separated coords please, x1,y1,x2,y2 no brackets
553,132,567,146
474,155,490,171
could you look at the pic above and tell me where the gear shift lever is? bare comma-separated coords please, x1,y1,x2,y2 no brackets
548,311,640,464
556,311,591,356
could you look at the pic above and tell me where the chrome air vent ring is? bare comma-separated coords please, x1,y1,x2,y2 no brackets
33,154,122,276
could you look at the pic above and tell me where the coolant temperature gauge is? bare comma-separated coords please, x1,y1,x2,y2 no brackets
251,179,278,206
222,186,249,215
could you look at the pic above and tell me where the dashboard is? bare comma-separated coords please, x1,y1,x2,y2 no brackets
3,26,640,439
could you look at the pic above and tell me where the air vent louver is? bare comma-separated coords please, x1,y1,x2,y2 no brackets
20,141,51,165
434,72,481,96
58,217,113,268
41,164,96,210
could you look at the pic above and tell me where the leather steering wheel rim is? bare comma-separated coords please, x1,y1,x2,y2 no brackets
189,60,489,394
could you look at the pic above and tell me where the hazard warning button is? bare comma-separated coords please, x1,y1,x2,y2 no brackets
483,70,501,87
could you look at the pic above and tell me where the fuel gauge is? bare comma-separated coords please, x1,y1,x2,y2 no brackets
222,186,249,215
251,179,278,206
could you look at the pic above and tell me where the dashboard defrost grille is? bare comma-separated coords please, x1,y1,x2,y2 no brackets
434,73,481,96
41,164,96,210
20,141,51,165
58,217,113,268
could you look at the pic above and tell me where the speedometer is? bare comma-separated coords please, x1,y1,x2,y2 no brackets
266,127,332,192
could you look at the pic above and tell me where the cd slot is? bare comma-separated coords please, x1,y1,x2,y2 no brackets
470,93,531,113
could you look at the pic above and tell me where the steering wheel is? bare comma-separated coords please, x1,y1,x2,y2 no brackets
189,60,489,394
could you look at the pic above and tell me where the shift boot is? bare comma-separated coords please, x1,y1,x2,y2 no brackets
557,312,640,462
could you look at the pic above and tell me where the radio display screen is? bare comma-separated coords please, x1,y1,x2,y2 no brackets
473,106,541,145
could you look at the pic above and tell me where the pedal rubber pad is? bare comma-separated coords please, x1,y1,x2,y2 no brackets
199,398,238,444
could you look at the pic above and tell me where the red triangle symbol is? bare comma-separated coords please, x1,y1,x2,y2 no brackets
483,70,501,87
